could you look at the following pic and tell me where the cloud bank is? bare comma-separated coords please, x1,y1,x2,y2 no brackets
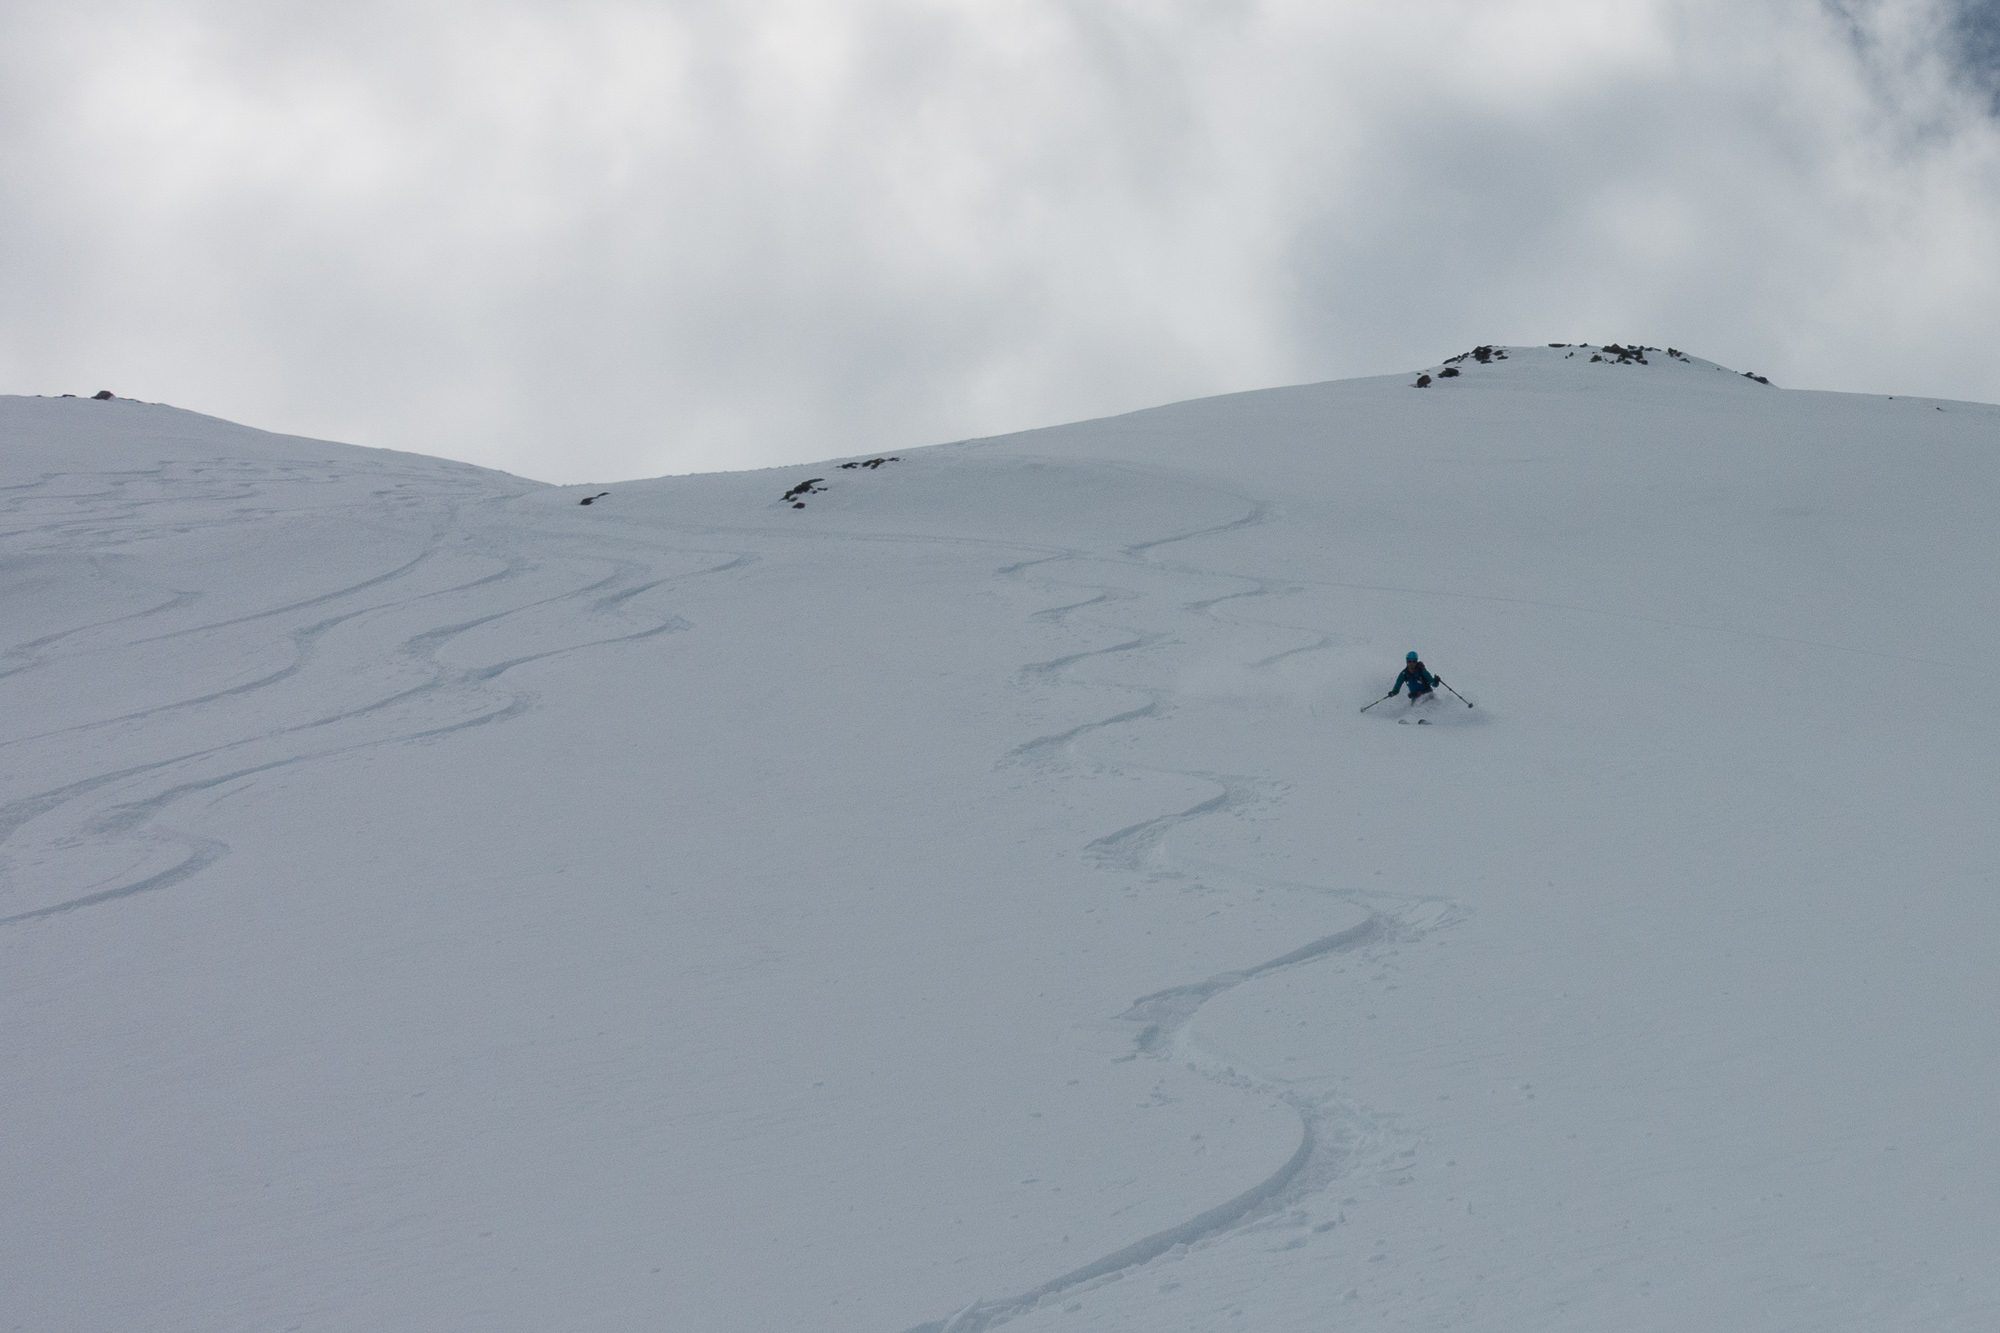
2,0,1997,482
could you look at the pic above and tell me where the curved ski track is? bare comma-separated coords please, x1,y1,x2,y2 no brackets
905,486,1461,1333
5,449,1464,1327
0,469,752,927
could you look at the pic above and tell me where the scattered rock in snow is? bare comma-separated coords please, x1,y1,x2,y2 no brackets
1418,345,1507,382
578,491,610,506
1419,341,1758,387
782,477,827,509
787,458,901,507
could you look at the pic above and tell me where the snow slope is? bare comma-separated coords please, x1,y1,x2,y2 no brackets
4,347,1998,1331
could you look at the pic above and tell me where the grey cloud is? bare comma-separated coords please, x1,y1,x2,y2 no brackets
1952,0,2000,106
2,1,1998,483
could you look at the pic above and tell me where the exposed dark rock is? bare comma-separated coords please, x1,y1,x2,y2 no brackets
1414,374,1432,388
1439,367,1459,378
91,390,114,400
1578,342,1655,366
578,492,610,506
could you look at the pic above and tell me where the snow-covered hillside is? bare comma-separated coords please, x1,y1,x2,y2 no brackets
5,347,1998,1331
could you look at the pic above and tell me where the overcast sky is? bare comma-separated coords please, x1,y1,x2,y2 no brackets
3,0,1997,483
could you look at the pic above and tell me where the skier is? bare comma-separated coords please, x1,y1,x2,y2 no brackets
1389,651,1439,708
1360,651,1469,716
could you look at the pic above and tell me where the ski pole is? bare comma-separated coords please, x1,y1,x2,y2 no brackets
1359,692,1396,713
1436,677,1474,708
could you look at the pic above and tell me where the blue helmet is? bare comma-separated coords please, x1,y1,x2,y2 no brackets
1406,651,1419,661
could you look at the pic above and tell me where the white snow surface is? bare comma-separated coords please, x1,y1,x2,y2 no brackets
5,347,1999,1331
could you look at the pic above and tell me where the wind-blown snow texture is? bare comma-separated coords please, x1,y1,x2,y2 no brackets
4,347,1998,1331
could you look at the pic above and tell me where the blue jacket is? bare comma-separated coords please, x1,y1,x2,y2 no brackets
1392,662,1436,696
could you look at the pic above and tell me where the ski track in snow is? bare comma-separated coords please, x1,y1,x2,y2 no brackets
12,356,1998,1333
3,447,1461,1323
904,490,1462,1333
0,467,746,926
